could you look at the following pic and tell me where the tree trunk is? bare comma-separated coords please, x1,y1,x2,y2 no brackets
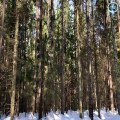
48,0,55,110
10,0,19,119
75,0,83,118
94,43,101,117
92,2,101,117
117,1,120,34
38,0,44,118
86,0,93,119
111,17,120,114
0,0,5,59
60,0,65,114
35,0,39,113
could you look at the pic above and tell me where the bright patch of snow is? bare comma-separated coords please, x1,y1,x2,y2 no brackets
0,109,120,120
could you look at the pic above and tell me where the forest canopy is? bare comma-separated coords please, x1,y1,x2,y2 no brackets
0,0,120,120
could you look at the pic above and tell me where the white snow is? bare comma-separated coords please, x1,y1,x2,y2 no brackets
0,109,120,120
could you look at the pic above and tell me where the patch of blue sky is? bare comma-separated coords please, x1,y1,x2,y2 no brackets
54,0,58,9
92,0,96,6
54,0,74,10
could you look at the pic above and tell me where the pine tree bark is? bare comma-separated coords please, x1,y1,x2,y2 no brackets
92,2,101,118
0,0,5,59
111,17,120,114
38,0,45,118
48,0,55,110
117,0,120,114
60,0,65,114
75,0,83,118
117,1,120,34
86,0,93,119
10,0,19,119
94,37,101,118
35,0,39,113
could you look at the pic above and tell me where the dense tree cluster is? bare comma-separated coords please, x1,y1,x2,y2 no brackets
0,0,120,120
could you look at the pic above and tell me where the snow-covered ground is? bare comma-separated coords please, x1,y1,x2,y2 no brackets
0,109,120,120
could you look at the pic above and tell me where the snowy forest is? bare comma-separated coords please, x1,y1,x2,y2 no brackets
0,0,120,120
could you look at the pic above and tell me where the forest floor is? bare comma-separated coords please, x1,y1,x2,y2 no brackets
0,109,120,120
